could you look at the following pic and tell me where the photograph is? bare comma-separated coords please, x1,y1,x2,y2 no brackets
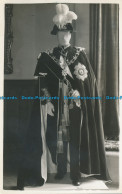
1,1,121,193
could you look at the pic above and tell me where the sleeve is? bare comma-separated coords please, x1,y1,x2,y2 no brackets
78,49,98,109
34,52,46,77
34,52,51,103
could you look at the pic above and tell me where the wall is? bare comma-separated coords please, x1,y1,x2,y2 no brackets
4,3,89,80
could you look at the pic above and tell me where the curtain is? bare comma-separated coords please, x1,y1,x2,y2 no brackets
89,4,119,139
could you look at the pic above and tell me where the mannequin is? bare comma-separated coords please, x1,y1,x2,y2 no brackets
17,3,111,190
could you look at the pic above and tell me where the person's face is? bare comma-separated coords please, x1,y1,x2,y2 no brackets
57,31,71,46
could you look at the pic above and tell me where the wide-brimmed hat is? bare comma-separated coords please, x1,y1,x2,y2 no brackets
51,4,77,35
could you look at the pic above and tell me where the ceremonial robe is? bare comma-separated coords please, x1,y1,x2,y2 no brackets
17,46,110,188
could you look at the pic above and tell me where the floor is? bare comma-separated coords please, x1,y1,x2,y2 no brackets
3,172,119,192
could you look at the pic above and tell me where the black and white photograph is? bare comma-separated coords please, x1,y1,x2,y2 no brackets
0,0,121,193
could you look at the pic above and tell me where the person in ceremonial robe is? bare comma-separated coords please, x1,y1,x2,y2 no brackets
17,4,111,190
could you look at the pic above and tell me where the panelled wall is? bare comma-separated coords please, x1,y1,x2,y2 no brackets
4,4,89,80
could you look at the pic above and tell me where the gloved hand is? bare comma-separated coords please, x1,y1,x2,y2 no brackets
47,102,55,116
71,90,80,98
69,90,81,108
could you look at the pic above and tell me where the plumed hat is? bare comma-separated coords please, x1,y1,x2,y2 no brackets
51,4,77,35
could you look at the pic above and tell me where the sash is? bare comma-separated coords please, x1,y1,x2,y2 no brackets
43,52,75,85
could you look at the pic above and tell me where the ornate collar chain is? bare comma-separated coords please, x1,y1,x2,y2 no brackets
45,46,83,66
59,50,68,59
58,44,71,50
58,44,71,58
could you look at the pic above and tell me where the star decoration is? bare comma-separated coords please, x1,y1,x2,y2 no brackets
74,63,88,81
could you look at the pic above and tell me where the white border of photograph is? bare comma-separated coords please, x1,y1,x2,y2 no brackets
0,0,122,193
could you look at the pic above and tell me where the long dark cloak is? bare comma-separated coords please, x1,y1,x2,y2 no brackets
17,47,111,188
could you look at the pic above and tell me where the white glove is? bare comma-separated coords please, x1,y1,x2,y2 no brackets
71,90,81,108
47,102,55,116
71,90,80,97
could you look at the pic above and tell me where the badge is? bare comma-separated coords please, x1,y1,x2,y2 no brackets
74,63,88,81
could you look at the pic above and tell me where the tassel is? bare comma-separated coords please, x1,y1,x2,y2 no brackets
61,113,66,125
62,127,70,141
57,140,63,153
58,130,62,140
57,130,63,153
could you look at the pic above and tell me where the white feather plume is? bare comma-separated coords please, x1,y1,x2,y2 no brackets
66,11,77,23
56,4,69,15
53,4,77,27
